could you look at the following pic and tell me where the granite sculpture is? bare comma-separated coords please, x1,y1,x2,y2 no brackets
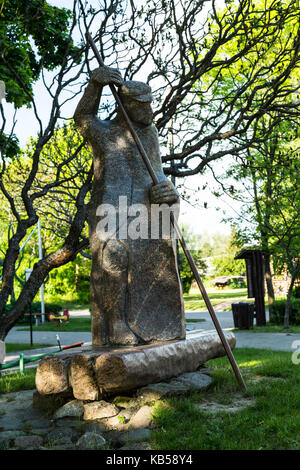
74,66,185,347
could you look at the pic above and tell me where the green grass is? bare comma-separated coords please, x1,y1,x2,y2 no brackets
184,287,249,311
18,317,91,332
150,348,300,450
233,324,300,334
5,343,54,353
0,369,36,394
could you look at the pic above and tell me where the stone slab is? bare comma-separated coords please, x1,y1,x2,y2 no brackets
53,400,84,420
35,330,236,398
83,401,119,421
172,371,212,390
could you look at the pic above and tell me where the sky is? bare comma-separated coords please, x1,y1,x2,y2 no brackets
1,0,239,239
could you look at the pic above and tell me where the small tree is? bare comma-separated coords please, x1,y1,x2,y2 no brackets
216,118,299,327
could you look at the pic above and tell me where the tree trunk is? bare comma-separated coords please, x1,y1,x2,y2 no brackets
283,270,298,329
0,228,28,317
264,253,275,319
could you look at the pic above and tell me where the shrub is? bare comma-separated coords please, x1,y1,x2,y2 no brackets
293,285,300,299
270,298,300,325
228,277,247,288
179,250,207,295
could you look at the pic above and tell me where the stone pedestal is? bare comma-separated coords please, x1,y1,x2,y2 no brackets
35,330,236,400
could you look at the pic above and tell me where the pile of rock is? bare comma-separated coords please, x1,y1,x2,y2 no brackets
0,369,213,450
36,369,213,450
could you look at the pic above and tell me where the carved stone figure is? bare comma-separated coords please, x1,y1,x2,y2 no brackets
74,66,185,347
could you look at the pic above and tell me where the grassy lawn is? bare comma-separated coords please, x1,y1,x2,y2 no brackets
233,324,300,334
184,287,249,311
150,348,300,450
18,317,92,332
0,369,36,394
5,343,54,353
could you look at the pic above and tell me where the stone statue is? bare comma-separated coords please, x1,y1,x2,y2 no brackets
74,66,185,347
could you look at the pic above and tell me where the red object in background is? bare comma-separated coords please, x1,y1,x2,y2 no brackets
62,342,84,350
48,309,69,327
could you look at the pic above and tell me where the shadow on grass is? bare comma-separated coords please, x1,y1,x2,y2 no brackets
150,348,300,450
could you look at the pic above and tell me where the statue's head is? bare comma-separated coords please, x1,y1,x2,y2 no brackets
119,81,153,126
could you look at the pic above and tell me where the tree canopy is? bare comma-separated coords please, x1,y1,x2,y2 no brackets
1,0,78,107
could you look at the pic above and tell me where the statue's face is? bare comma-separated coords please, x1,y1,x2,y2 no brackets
122,97,153,126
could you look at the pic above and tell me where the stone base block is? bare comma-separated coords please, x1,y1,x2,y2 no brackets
35,330,236,399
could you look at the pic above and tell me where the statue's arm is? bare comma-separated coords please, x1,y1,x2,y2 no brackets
149,126,180,205
74,66,123,140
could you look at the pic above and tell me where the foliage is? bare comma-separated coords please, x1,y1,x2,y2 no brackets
0,123,91,247
196,231,237,258
212,255,245,277
46,256,91,304
4,301,62,326
228,277,246,288
211,228,246,277
0,123,92,316
207,6,300,323
0,0,78,107
179,252,195,294
293,285,300,298
221,118,299,326
179,249,207,294
178,227,245,284
202,0,300,328
180,256,205,294
177,225,206,293
270,298,300,325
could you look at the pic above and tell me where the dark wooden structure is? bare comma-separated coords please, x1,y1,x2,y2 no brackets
232,303,255,329
235,249,266,326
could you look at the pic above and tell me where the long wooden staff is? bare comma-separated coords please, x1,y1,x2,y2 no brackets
86,32,247,392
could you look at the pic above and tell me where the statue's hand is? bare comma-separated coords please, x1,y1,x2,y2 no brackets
150,180,180,205
91,66,123,87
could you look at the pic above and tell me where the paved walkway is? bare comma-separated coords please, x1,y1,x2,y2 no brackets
3,309,300,368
